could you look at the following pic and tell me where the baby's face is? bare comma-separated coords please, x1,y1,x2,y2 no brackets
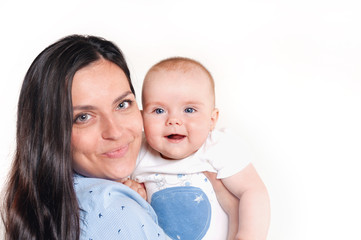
142,68,218,160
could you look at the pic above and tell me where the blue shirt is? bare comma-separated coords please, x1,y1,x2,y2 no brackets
74,175,166,240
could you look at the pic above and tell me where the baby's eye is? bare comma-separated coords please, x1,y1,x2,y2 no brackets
74,113,92,124
155,108,165,114
184,107,195,113
117,100,132,110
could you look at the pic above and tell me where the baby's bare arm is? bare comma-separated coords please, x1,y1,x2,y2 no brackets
204,171,239,240
222,164,270,240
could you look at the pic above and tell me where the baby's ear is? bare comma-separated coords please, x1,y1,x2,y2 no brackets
210,108,219,130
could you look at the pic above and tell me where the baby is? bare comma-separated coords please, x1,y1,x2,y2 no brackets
132,57,270,240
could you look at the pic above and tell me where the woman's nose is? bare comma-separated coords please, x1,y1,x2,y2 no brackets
101,117,122,140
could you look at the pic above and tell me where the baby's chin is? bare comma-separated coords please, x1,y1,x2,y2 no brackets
159,151,194,160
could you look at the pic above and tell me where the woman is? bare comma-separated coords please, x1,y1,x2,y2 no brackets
2,35,166,239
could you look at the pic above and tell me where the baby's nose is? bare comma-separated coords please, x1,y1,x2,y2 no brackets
166,117,183,126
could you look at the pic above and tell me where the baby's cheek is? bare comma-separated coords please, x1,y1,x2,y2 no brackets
144,124,161,141
145,134,159,149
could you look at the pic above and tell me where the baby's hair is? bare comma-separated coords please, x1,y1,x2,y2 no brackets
146,56,215,90
143,57,216,105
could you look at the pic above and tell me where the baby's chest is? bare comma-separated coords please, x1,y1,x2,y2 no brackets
144,172,216,201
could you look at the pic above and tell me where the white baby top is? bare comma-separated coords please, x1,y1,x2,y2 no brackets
132,128,252,240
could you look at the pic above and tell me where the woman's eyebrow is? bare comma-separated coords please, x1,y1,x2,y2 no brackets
112,91,134,105
73,91,134,111
73,105,96,111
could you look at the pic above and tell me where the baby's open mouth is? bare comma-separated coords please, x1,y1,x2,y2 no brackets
166,134,186,140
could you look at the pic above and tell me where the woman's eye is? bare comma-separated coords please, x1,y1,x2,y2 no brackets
155,108,165,114
74,113,91,123
117,100,132,110
184,108,195,113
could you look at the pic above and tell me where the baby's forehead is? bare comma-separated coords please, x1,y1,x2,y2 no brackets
146,70,214,100
143,58,216,104
146,70,215,104
149,65,213,86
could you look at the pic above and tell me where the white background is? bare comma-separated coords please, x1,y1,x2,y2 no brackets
1,1,360,239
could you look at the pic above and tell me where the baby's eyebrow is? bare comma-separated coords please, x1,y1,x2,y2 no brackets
143,101,164,108
183,101,205,106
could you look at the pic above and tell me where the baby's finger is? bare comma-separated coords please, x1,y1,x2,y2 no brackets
121,179,133,188
137,187,147,201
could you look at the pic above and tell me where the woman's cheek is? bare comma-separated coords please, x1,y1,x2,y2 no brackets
71,127,98,161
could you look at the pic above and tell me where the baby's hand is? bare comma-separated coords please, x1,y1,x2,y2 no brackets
119,179,147,201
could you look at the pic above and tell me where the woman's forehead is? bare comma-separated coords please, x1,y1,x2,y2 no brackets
72,60,131,105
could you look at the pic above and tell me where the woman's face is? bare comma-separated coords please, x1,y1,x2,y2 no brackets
71,59,143,180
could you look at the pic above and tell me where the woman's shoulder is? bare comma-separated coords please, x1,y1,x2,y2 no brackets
73,174,166,239
73,174,149,209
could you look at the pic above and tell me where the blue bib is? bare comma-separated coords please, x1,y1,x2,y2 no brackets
151,186,211,240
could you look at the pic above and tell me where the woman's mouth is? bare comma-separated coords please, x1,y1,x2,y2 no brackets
102,145,129,158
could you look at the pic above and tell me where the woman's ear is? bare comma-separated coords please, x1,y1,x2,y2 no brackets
210,108,219,130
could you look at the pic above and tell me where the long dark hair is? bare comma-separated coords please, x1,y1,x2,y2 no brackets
2,35,134,240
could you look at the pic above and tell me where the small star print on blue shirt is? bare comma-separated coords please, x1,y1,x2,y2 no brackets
74,174,165,239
